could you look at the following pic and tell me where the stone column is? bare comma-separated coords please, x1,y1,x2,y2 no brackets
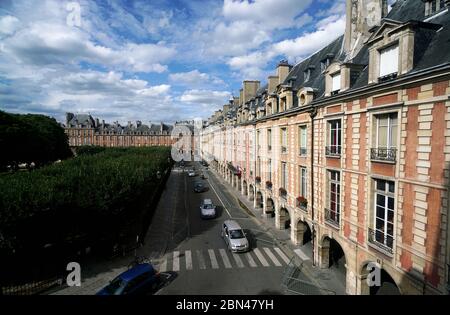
292,221,306,245
318,242,330,269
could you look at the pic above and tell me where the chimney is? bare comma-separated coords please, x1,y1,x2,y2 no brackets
136,120,142,127
268,76,279,94
95,118,99,128
276,60,291,85
102,120,105,128
344,0,385,61
242,80,260,104
66,112,74,125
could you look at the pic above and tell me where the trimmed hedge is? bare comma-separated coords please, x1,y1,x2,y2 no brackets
0,146,172,253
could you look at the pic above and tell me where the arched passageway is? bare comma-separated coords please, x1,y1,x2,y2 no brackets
265,197,275,217
360,263,401,295
278,207,290,230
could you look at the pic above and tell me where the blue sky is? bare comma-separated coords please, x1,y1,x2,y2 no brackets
0,0,349,124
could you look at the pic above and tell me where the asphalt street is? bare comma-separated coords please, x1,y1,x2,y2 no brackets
154,161,289,295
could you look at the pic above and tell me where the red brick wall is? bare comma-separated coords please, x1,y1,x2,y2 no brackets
373,93,398,106
430,102,446,184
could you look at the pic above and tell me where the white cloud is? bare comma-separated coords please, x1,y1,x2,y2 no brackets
0,15,21,37
180,90,231,105
169,70,225,87
223,0,312,30
272,15,346,62
1,20,175,73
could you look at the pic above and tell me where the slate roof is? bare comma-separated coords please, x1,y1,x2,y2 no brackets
65,113,175,135
207,0,450,125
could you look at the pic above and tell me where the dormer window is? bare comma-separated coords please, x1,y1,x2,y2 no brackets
379,44,399,82
425,0,446,17
304,66,314,82
331,72,341,95
304,70,310,82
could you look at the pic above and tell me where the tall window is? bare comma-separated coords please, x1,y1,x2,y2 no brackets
331,72,341,93
257,157,261,177
326,170,340,226
299,125,307,155
372,113,398,162
281,162,287,189
379,45,399,78
327,119,341,156
372,179,395,251
300,167,307,198
281,127,287,153
268,159,272,182
267,129,272,151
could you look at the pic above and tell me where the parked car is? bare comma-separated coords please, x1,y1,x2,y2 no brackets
96,263,160,295
194,181,207,193
188,169,196,177
221,220,249,253
200,199,216,219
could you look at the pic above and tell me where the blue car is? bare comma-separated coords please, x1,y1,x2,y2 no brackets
96,263,161,295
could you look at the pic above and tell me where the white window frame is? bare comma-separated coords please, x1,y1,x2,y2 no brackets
379,44,399,78
281,127,287,153
268,159,272,182
300,167,307,198
375,112,398,149
331,72,341,92
327,170,341,223
299,125,307,155
327,119,342,155
373,179,395,250
281,162,287,189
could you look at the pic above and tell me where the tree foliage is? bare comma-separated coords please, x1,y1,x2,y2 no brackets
0,111,72,170
0,147,172,254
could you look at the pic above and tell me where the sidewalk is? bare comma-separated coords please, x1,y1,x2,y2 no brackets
209,166,346,295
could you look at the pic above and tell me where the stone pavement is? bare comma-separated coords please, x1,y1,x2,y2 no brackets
209,166,347,295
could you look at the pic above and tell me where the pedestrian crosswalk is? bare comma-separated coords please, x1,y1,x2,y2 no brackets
156,247,292,272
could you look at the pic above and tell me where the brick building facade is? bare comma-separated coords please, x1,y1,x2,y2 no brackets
64,113,197,157
201,0,450,294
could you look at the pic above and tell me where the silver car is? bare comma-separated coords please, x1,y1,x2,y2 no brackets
200,199,216,219
221,220,249,253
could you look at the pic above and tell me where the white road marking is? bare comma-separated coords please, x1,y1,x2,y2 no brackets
245,252,258,267
274,247,291,264
185,250,193,270
173,251,180,271
208,249,219,269
207,176,232,218
196,250,206,270
219,249,232,269
232,253,245,268
294,248,311,261
253,248,269,267
263,247,282,266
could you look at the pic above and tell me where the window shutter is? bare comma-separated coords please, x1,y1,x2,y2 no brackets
332,73,341,91
379,45,399,77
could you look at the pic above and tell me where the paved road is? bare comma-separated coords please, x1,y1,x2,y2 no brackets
155,161,289,295
51,161,314,295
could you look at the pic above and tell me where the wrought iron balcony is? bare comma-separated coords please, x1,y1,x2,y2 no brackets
325,146,341,157
324,208,340,228
268,145,272,151
331,90,340,96
378,72,398,83
370,148,397,162
296,197,308,212
281,146,287,154
368,227,394,255
299,147,307,156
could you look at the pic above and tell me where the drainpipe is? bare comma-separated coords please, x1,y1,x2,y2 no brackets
309,106,318,266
